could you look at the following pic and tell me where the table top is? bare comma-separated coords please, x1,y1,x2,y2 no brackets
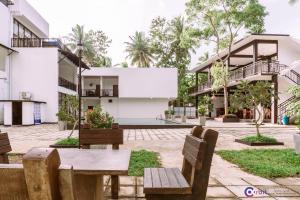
58,149,131,175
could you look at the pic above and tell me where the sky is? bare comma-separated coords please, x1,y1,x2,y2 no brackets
26,0,300,68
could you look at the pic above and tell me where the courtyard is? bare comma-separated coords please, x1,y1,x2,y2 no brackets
1,120,300,199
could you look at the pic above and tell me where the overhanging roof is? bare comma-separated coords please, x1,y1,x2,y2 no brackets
0,43,18,53
59,49,90,69
191,34,290,73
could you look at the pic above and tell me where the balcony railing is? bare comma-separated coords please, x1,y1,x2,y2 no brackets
59,77,77,91
189,60,288,95
11,38,68,50
82,88,119,97
0,0,14,6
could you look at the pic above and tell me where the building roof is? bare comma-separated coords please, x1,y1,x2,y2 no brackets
191,34,291,73
59,49,90,69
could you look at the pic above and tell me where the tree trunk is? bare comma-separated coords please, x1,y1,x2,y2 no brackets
68,119,79,138
224,86,229,115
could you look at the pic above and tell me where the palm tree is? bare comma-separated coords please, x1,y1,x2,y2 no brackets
289,0,298,4
125,32,153,67
64,24,94,63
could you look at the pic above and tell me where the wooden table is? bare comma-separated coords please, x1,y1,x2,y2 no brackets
58,149,131,200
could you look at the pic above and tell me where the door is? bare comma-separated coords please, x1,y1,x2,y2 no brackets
12,102,22,125
113,85,119,97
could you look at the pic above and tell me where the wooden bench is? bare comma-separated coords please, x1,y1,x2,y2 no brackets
143,128,219,200
0,132,12,163
0,148,77,200
80,123,123,199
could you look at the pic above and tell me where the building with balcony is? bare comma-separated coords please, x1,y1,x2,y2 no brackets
0,0,88,125
82,68,177,119
189,34,300,124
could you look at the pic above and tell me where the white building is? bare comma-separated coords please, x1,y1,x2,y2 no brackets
82,67,177,119
189,34,300,124
0,0,88,125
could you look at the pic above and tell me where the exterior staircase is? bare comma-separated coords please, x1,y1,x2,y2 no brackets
277,68,300,123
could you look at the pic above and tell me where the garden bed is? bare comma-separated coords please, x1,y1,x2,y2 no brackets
235,135,284,146
217,149,300,178
49,137,79,148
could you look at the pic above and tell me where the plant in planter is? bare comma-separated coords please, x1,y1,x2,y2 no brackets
56,108,68,131
81,105,123,148
230,81,283,146
170,109,175,120
198,105,207,126
164,110,170,120
287,85,300,153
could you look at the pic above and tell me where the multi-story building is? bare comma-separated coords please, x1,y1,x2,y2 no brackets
0,0,87,125
82,67,177,119
189,34,300,124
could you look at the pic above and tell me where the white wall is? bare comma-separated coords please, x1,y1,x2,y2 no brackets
278,38,300,66
22,102,34,125
11,48,59,122
59,59,77,84
10,0,49,37
83,98,169,119
0,3,11,46
3,102,12,125
82,68,178,98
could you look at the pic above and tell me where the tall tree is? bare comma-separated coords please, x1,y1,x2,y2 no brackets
149,16,198,104
125,31,153,68
186,0,268,115
65,24,112,67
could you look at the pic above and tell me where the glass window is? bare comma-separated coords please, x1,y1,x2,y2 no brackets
19,24,25,38
13,20,18,37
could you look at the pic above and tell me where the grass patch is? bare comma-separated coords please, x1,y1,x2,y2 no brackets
217,149,300,178
55,137,79,145
240,135,278,143
129,150,161,176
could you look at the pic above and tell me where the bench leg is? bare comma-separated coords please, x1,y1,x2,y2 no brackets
0,154,9,164
145,194,192,200
111,175,119,199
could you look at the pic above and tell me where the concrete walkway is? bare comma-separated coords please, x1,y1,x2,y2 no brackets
1,123,300,199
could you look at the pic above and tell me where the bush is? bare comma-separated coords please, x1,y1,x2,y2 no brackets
86,105,114,129
198,105,206,116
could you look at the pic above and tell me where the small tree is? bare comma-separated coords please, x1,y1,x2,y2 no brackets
287,85,300,117
230,81,275,137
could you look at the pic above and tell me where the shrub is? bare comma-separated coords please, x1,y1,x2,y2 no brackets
86,105,114,129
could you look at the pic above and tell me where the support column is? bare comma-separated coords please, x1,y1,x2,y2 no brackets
195,95,199,118
271,75,278,124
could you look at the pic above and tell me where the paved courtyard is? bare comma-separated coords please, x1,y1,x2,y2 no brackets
1,121,300,199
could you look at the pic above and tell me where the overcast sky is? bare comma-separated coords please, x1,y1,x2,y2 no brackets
26,0,300,68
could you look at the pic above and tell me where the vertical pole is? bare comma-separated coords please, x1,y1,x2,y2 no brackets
272,75,278,124
78,48,82,149
195,95,199,118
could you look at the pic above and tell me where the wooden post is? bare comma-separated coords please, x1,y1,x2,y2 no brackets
272,75,278,124
59,165,77,200
111,122,120,199
23,148,61,200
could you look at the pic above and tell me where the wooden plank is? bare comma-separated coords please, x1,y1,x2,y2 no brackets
182,135,206,168
111,175,119,199
0,139,10,146
0,164,29,199
23,148,61,200
0,154,9,164
165,168,179,188
80,129,123,145
144,168,152,189
158,168,170,188
74,174,97,200
172,168,190,189
0,133,9,140
151,168,161,188
59,165,77,200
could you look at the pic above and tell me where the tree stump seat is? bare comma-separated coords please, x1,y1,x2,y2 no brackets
0,133,12,163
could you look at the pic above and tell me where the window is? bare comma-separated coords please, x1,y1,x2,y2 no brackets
13,19,39,39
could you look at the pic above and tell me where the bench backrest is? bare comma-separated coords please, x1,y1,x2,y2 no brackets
0,148,77,200
80,123,123,150
0,132,12,163
182,128,219,200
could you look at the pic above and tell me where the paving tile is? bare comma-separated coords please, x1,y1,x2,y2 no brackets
226,185,269,198
209,177,222,186
136,177,143,186
284,185,300,194
119,186,136,197
257,186,299,197
216,177,249,186
275,198,300,200
274,178,300,186
206,186,236,198
120,176,135,186
243,177,279,186
136,186,145,198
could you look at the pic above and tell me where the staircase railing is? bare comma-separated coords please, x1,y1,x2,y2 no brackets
277,96,300,124
283,69,300,85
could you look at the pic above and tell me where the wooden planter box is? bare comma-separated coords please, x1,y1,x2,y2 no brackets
235,139,284,146
215,114,240,123
80,127,123,147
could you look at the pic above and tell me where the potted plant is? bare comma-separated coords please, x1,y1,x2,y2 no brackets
56,109,68,131
198,105,206,126
81,105,123,148
164,110,170,119
170,109,175,120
